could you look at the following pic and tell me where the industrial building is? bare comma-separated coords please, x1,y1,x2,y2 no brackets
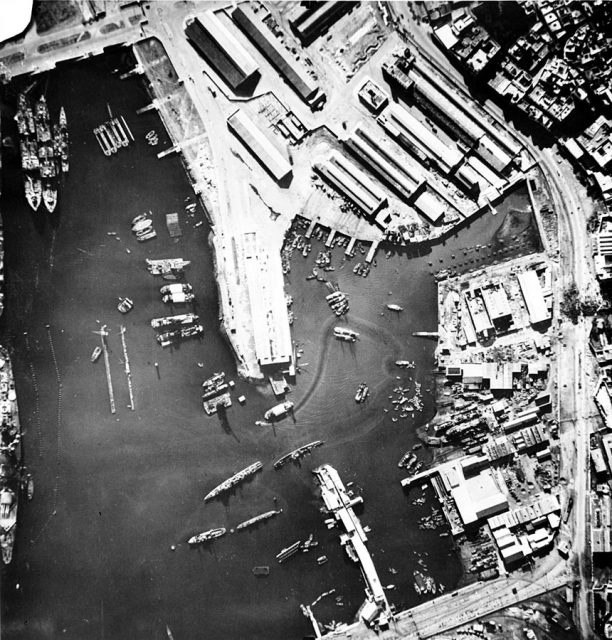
344,125,446,225
243,231,293,367
227,109,292,183
591,493,612,558
438,458,509,527
480,284,513,332
231,4,321,105
313,151,388,219
357,78,389,114
289,1,358,45
517,269,551,326
465,290,494,340
185,11,260,92
382,103,480,194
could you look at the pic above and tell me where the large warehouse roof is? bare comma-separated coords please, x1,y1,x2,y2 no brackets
517,270,550,325
227,109,292,183
185,11,259,91
232,4,319,102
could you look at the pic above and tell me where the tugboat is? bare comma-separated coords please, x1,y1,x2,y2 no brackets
355,382,369,403
187,527,227,545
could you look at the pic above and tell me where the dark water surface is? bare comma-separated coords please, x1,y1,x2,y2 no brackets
0,53,540,640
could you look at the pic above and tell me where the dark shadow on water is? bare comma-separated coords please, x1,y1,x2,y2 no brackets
217,404,239,442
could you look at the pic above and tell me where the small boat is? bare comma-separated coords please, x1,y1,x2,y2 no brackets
117,297,133,313
91,346,102,362
387,304,404,312
395,360,415,368
136,229,157,242
316,555,328,565
252,566,270,576
132,218,153,233
333,327,359,342
26,475,34,501
264,401,294,422
355,382,369,403
188,527,227,545
166,624,174,640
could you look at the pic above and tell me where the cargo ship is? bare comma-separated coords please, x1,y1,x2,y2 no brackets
0,348,22,564
151,313,199,329
203,461,263,502
146,258,191,275
333,327,359,342
235,508,282,531
264,401,294,422
187,527,226,545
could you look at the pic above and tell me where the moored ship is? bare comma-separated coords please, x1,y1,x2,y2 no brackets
151,313,199,329
0,348,22,565
395,360,415,368
387,304,404,312
146,258,191,275
235,509,282,531
264,401,294,422
333,327,359,342
203,461,263,502
188,527,226,545
355,382,369,403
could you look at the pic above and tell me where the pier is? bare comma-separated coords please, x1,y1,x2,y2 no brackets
120,326,135,411
364,240,379,264
96,325,116,414
324,229,336,248
313,465,392,628
345,237,357,257
304,216,319,240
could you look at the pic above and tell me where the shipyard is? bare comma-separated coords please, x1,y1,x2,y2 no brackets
0,1,609,640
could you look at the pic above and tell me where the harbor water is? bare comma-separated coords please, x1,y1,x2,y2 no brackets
0,52,541,640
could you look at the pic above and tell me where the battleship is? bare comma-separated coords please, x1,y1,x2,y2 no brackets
187,527,226,545
235,509,282,531
0,348,21,564
15,92,68,213
273,441,324,470
203,461,263,502
264,401,294,422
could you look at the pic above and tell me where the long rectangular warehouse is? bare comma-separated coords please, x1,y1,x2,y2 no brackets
289,1,357,45
314,151,388,218
383,104,481,195
408,70,514,174
185,11,259,91
345,126,445,225
232,4,319,103
243,231,292,366
517,270,551,325
227,109,292,183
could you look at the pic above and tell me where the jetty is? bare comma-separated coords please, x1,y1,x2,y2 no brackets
313,465,392,629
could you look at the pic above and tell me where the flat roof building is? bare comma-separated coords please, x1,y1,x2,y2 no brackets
517,269,551,325
232,4,320,103
185,11,260,92
289,1,357,45
313,151,388,218
227,109,292,183
243,231,292,367
481,284,512,330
